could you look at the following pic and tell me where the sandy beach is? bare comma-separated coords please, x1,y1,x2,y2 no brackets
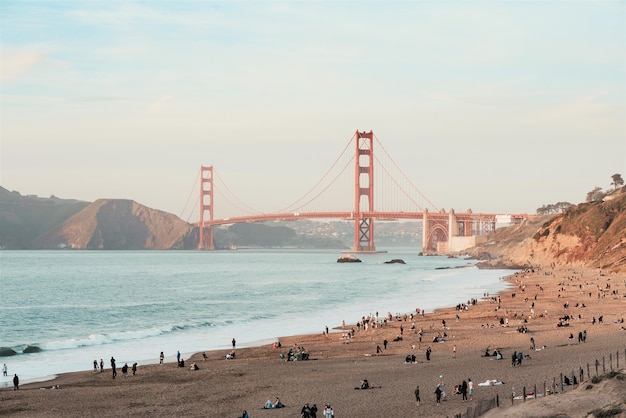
2,265,625,418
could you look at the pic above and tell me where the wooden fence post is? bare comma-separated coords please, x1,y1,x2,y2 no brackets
595,359,599,377
534,384,537,398
523,386,526,402
610,353,613,371
602,356,606,374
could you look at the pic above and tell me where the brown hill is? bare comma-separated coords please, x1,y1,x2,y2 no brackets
0,187,89,249
465,191,626,272
35,199,194,250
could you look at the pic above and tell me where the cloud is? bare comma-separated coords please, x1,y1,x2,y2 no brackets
0,49,45,83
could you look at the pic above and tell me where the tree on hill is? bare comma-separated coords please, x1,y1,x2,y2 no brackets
536,202,573,215
586,186,606,202
611,173,624,190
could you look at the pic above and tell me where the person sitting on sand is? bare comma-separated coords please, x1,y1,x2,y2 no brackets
190,362,199,370
273,397,284,408
356,379,369,389
238,410,249,418
226,351,235,360
264,399,274,409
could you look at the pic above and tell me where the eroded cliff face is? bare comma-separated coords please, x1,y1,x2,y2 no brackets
465,192,626,273
36,199,194,250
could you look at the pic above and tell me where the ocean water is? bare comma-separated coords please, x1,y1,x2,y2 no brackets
0,249,513,386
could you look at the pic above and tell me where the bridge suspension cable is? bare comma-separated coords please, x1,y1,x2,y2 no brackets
179,171,200,223
213,170,261,216
373,133,439,213
275,135,355,214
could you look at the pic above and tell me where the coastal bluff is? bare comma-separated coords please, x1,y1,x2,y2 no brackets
464,191,626,273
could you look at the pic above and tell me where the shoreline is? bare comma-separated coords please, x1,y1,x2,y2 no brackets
3,265,625,417
1,263,513,384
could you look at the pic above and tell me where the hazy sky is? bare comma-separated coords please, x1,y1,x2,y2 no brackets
2,1,625,220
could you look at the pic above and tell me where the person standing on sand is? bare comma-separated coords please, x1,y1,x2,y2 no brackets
93,359,98,371
100,359,104,373
132,362,137,376
13,374,19,390
2,363,7,376
414,385,421,406
323,403,334,417
160,352,164,364
461,379,468,401
435,384,442,405
176,351,180,364
232,338,236,349
110,356,117,379
468,378,474,401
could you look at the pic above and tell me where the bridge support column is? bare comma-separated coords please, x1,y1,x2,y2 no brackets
353,130,376,252
422,209,428,252
198,165,215,250
448,209,458,239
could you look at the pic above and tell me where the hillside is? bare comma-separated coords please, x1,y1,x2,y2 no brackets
35,199,195,250
465,190,626,272
0,187,89,249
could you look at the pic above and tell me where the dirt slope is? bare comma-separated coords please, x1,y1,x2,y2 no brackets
465,191,626,273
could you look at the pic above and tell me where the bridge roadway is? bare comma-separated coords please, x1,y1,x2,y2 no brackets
197,211,499,227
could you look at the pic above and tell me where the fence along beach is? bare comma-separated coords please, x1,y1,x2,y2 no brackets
1,265,625,417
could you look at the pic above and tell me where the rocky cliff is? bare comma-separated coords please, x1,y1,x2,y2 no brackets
465,190,626,272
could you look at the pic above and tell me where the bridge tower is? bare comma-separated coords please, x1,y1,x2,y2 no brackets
353,130,376,252
198,165,215,250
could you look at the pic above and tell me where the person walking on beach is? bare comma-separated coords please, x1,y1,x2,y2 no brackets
132,362,137,376
468,378,474,401
93,359,98,371
121,363,128,378
110,356,117,379
100,359,104,373
13,374,19,390
160,352,164,364
426,346,431,361
232,338,236,349
176,351,180,364
323,403,334,417
2,363,7,376
414,385,421,406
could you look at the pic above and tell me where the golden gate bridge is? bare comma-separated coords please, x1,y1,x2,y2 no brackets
184,130,531,253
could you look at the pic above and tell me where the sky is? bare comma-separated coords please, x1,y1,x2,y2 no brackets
1,1,625,221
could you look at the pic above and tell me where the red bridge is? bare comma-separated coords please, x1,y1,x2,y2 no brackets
190,130,531,253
